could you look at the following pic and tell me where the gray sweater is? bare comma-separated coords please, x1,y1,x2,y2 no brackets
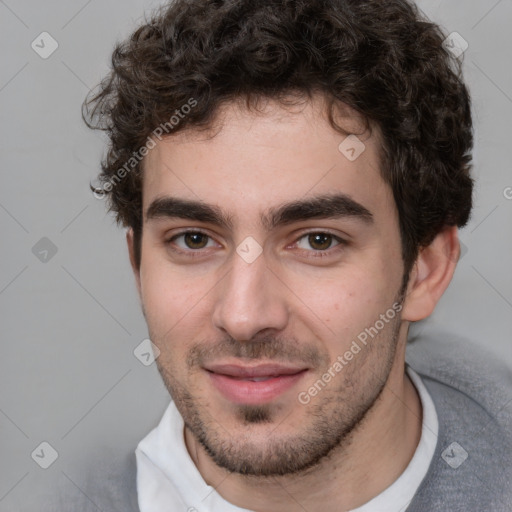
50,332,512,512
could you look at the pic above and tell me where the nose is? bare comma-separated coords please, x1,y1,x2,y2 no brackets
211,247,289,342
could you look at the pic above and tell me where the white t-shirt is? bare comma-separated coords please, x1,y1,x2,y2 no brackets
135,366,438,512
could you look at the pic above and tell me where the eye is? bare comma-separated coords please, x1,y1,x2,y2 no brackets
165,230,347,259
293,232,345,256
166,231,217,252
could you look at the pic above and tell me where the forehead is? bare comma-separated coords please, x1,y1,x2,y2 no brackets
141,96,396,229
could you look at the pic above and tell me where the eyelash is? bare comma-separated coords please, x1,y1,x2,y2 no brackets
164,230,347,259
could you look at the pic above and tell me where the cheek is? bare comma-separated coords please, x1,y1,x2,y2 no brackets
290,265,397,344
139,258,188,333
287,271,359,330
139,254,217,349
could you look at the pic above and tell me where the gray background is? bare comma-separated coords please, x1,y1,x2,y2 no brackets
0,0,511,510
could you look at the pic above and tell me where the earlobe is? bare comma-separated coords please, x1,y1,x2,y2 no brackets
126,228,142,299
401,226,460,322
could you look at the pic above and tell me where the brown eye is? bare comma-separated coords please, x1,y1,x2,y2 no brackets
295,232,340,252
293,231,347,259
183,232,209,249
166,231,216,253
307,233,333,251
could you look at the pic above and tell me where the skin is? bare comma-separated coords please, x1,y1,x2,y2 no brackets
127,94,460,511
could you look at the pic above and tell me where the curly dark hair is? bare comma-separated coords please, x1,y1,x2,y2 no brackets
84,0,474,276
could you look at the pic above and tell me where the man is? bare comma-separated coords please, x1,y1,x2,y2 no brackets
74,0,512,510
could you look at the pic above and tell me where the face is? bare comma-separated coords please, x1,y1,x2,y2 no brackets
133,96,408,476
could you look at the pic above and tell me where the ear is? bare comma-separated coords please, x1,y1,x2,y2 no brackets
401,225,461,322
126,228,142,300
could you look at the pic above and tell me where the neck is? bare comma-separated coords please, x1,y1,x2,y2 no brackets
184,349,422,512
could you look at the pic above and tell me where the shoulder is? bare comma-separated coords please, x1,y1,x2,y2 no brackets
407,327,512,402
405,329,512,511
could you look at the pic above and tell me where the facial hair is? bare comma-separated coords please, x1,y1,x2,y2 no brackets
154,288,405,477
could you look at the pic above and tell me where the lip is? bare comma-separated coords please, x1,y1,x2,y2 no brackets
205,363,307,378
204,362,308,405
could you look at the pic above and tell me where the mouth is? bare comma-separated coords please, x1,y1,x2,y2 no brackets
204,362,309,405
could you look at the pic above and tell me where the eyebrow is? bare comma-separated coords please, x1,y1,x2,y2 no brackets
145,193,374,231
